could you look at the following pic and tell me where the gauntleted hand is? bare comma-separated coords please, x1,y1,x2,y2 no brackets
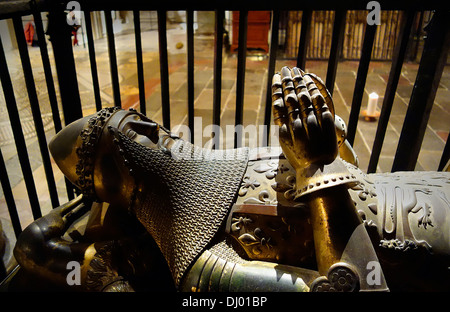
272,66,338,171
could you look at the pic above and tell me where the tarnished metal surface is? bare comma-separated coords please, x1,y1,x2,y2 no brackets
113,131,249,286
76,107,121,199
181,240,317,292
10,66,450,292
349,165,450,257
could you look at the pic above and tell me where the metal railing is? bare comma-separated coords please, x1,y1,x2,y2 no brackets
0,0,448,280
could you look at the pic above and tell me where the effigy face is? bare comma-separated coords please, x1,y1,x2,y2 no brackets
11,67,450,292
49,107,163,206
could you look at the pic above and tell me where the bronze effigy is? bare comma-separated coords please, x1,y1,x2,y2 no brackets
10,67,450,292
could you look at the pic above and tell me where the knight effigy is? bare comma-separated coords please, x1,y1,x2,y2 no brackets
10,67,450,292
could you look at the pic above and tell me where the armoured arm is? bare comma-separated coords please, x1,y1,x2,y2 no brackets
271,67,388,291
13,195,137,291
181,241,318,292
13,195,93,286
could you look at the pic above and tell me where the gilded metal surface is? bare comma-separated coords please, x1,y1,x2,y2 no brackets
13,195,92,287
11,66,450,292
270,66,389,291
310,262,359,292
225,202,315,268
236,157,357,205
112,130,249,286
75,107,121,198
272,67,346,201
335,115,359,167
228,157,313,266
293,157,359,198
85,241,132,291
180,240,317,292
346,163,450,256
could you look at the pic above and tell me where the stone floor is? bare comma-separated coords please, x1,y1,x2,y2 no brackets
0,28,449,235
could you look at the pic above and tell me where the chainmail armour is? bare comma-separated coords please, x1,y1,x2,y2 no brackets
114,131,249,286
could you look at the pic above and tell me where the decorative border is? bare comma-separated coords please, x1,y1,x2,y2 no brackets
75,107,120,199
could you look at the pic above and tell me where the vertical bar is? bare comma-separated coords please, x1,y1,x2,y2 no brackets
104,10,121,107
411,11,424,62
46,5,82,125
187,10,195,143
263,10,280,146
438,134,450,171
47,5,82,200
234,10,248,148
0,149,22,238
213,9,224,148
392,10,450,172
12,16,60,209
157,10,171,129
346,24,377,146
32,10,76,202
33,11,62,133
0,36,41,220
325,10,346,96
367,11,415,173
84,10,102,111
133,10,146,115
296,9,312,69
80,17,86,49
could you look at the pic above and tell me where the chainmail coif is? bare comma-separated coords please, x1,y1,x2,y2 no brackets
113,131,249,286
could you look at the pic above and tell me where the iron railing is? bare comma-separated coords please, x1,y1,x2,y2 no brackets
0,0,448,281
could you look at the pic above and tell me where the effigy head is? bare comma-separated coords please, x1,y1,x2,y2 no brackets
49,107,252,286
49,107,165,206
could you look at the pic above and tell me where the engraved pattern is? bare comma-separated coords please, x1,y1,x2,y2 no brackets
85,242,133,292
253,161,288,179
243,190,277,205
75,107,121,198
238,228,273,250
271,174,297,200
347,162,450,255
311,263,359,292
239,176,261,196
231,216,253,232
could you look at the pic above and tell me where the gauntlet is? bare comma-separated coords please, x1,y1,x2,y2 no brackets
272,67,358,199
272,67,388,291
